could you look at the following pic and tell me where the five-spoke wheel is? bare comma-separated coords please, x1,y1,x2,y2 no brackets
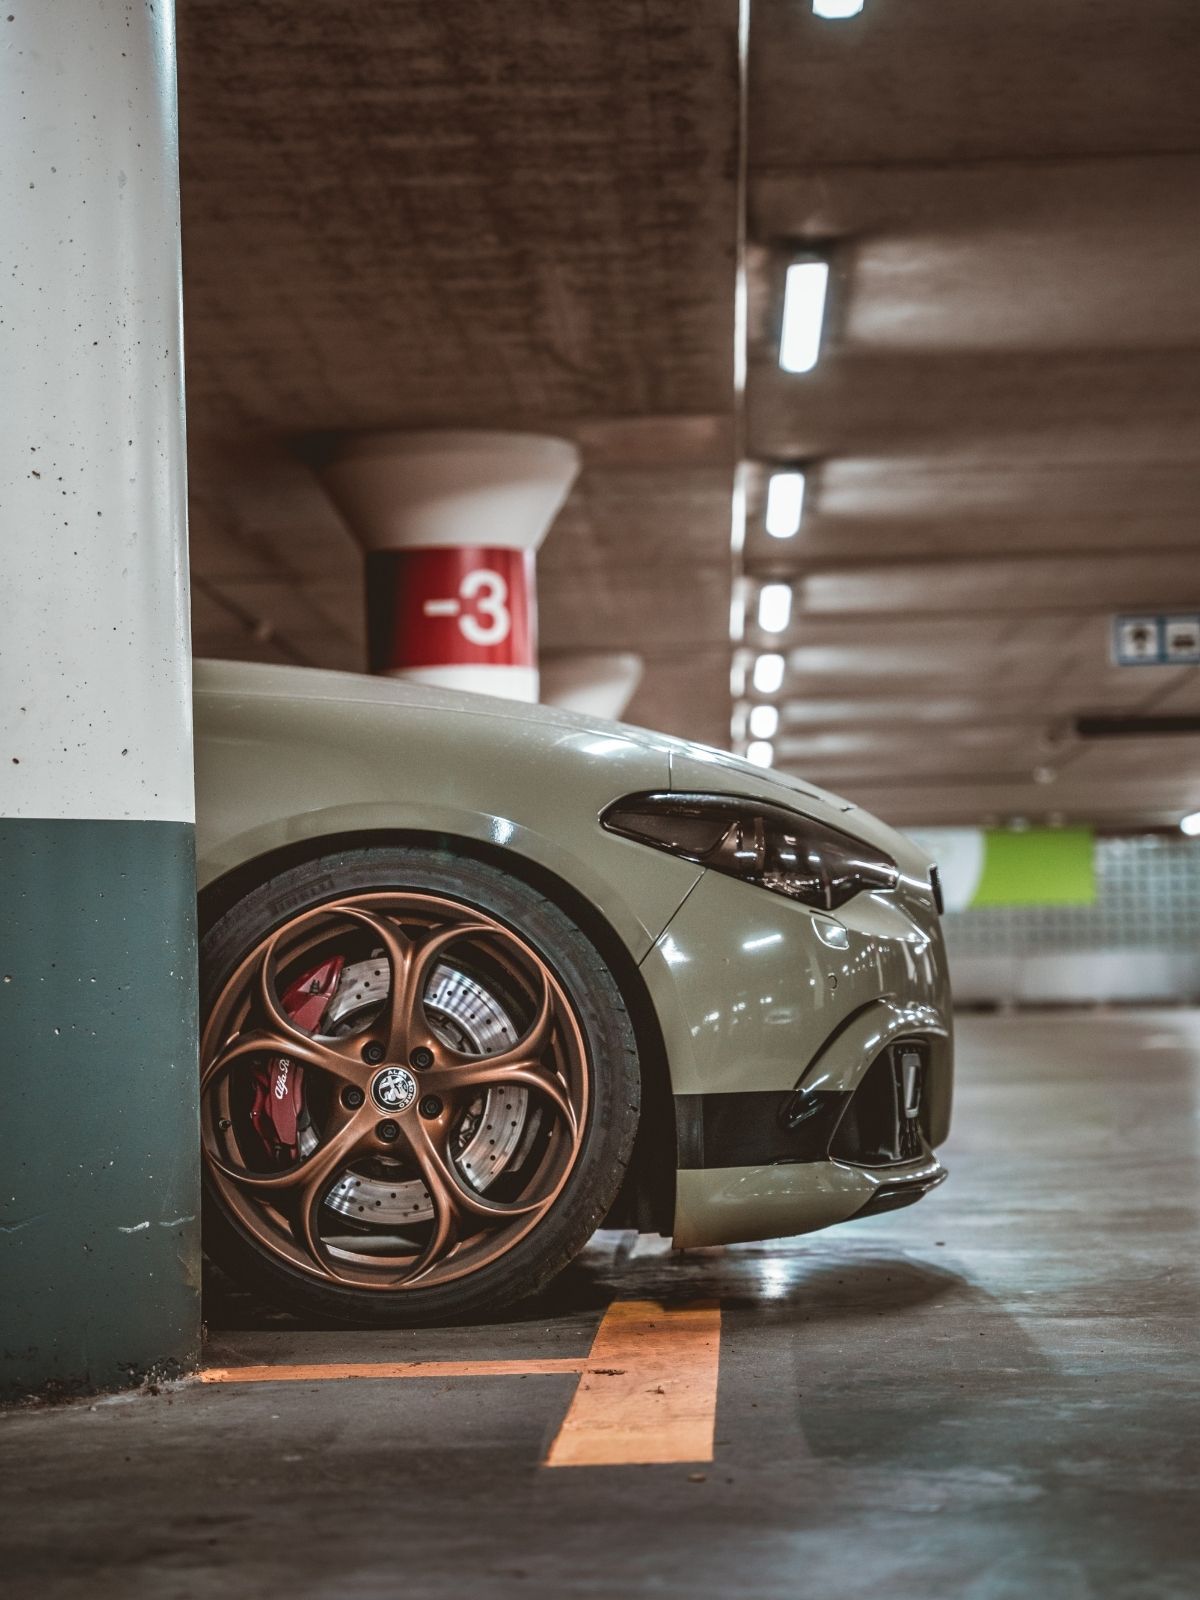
202,882,595,1302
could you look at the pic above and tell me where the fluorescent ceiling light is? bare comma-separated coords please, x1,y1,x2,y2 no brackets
746,741,774,769
749,704,779,740
1181,811,1200,837
813,0,865,18
758,583,792,635
752,652,785,694
765,470,806,538
779,259,829,374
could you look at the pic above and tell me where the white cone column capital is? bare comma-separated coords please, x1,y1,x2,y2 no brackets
540,652,645,722
322,431,580,701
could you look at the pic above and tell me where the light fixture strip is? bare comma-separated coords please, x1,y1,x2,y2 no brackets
749,704,779,740
779,258,830,375
758,583,792,635
752,652,785,695
765,469,806,538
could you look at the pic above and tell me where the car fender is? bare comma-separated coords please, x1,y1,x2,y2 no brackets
197,797,701,967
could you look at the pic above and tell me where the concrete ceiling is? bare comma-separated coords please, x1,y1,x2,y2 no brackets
179,0,739,745
180,0,1200,829
739,0,1200,829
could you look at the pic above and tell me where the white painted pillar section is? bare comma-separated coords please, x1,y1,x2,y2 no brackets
0,0,194,824
0,0,198,1399
541,653,645,722
321,431,581,702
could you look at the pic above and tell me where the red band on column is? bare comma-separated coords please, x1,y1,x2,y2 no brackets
366,547,536,674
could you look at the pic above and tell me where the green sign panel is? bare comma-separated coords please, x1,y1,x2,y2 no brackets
972,828,1096,907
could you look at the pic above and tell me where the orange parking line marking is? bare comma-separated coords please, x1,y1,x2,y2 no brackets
201,1358,585,1384
200,1299,723,1469
544,1299,721,1469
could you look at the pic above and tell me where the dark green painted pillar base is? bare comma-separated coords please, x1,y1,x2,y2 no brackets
0,820,201,1400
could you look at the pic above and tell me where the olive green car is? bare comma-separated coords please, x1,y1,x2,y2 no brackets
195,659,952,1324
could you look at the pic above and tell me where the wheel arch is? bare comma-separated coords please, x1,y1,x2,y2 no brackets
197,827,677,1234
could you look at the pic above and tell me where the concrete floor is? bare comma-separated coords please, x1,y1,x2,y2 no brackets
2,1010,1198,1599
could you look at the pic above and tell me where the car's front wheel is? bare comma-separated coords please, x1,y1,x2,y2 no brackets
199,846,640,1325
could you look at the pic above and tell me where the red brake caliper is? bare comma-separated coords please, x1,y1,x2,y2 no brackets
249,956,345,1163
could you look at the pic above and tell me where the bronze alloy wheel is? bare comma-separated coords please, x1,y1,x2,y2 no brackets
200,889,592,1296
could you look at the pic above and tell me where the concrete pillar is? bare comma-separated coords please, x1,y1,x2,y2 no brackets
540,653,645,722
321,431,581,701
0,1,199,1397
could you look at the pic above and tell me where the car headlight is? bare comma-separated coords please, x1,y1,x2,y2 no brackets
601,791,898,912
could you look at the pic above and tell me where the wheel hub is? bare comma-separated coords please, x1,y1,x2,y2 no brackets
370,1065,417,1113
316,954,532,1229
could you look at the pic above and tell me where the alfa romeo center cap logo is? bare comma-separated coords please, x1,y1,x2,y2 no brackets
371,1066,417,1114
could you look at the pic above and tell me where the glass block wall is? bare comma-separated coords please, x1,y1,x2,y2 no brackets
942,835,1200,1004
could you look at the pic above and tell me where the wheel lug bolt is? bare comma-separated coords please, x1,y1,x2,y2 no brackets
362,1041,385,1065
419,1096,443,1119
377,1120,399,1142
342,1086,365,1109
410,1047,434,1070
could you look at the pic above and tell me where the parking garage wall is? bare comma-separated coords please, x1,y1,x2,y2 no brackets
942,836,1200,1006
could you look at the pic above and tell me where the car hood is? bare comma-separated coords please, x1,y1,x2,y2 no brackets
195,659,842,799
193,659,926,873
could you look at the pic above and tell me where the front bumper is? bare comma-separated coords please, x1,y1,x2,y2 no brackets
675,1153,947,1249
640,864,953,1248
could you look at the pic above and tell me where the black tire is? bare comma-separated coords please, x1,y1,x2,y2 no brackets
200,845,640,1326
